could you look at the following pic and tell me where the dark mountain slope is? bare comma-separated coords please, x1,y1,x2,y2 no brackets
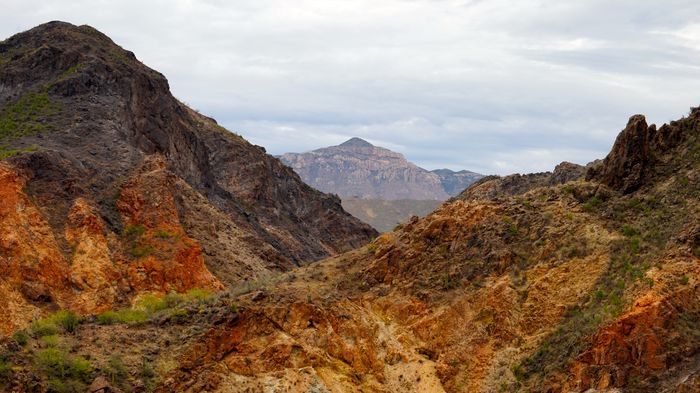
0,21,375,333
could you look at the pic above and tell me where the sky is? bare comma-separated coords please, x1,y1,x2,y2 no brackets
2,1,700,175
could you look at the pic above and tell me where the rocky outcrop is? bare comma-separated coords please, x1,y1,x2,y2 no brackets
458,161,586,202
280,137,483,200
587,108,700,193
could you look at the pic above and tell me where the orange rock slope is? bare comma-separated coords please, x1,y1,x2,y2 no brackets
0,159,222,335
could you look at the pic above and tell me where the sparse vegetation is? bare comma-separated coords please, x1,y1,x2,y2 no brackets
124,224,146,241
130,244,155,257
0,91,60,142
12,330,29,347
106,355,127,386
155,230,175,239
35,348,93,392
582,196,603,212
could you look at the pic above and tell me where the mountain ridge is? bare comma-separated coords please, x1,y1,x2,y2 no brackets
280,137,484,201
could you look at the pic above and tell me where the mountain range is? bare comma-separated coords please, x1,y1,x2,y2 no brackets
1,21,699,393
280,137,482,200
280,137,483,231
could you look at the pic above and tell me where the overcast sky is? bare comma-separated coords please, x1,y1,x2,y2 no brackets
2,1,700,175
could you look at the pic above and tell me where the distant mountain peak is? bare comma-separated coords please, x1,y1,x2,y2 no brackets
339,137,373,148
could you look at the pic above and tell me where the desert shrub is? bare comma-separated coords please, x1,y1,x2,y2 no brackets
185,288,212,302
106,355,127,386
139,357,156,389
0,357,12,379
40,335,61,348
46,379,85,393
582,196,603,211
622,225,639,237
12,331,29,347
36,348,92,383
124,224,145,241
52,311,80,333
154,230,175,239
31,319,59,338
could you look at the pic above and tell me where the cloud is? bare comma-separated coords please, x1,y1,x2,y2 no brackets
2,0,699,175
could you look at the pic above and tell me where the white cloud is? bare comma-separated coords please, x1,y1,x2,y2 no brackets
2,0,700,175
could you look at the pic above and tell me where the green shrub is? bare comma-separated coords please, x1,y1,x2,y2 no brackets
622,225,639,237
154,230,175,239
139,358,156,389
106,355,127,386
12,330,29,346
35,348,92,383
52,311,80,333
681,275,690,285
0,358,12,379
582,196,603,211
185,288,212,302
137,294,170,314
124,224,146,241
40,335,61,348
36,348,69,378
31,319,59,338
46,379,85,393
69,356,93,382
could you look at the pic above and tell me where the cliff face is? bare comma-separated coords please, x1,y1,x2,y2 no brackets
280,137,483,200
0,21,375,333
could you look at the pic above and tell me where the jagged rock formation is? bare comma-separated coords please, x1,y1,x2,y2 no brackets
280,137,483,200
587,110,699,194
458,161,588,202
0,21,375,334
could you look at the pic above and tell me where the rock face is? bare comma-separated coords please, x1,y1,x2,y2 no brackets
0,21,375,333
280,137,483,200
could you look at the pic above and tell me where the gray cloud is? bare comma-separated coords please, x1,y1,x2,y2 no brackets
2,0,699,175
